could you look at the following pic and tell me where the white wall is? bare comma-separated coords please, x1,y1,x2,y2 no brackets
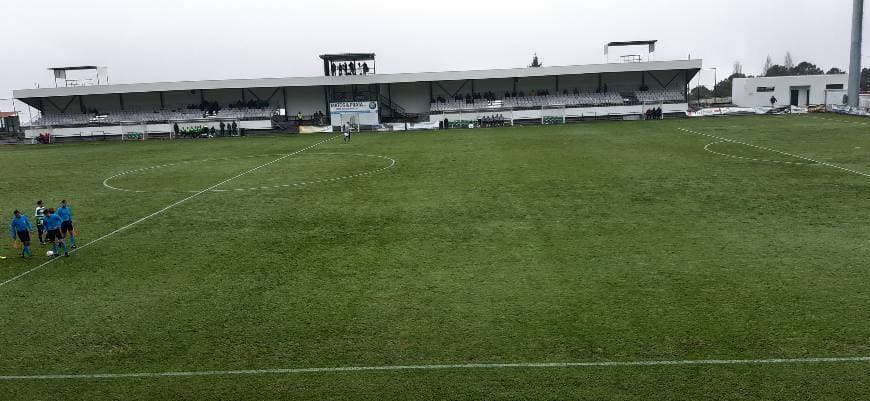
428,103,688,122
390,82,431,114
285,86,327,116
24,119,273,138
732,74,849,107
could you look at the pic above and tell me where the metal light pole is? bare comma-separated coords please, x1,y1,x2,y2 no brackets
710,68,718,99
849,0,864,108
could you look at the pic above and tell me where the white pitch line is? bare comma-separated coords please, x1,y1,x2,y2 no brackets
102,153,397,194
703,141,817,166
1,356,868,381
101,153,292,193
806,115,869,125
679,128,870,178
0,136,338,289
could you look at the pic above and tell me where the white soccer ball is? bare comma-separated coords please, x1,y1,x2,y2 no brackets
46,251,54,257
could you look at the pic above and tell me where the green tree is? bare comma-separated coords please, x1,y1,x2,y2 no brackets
690,85,713,99
765,64,791,77
861,68,870,91
529,53,542,68
827,67,845,74
791,61,824,75
714,73,747,97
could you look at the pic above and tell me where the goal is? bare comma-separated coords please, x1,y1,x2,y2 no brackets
542,105,566,125
120,121,147,141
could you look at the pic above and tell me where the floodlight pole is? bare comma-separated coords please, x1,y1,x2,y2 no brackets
710,68,718,98
849,0,864,108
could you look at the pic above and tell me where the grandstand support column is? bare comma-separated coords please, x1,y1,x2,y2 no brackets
283,87,289,122
159,92,165,109
323,87,330,121
555,76,559,93
849,0,864,108
684,70,690,103
119,93,125,111
377,84,383,121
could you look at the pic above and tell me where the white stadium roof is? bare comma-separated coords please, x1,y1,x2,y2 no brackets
14,60,701,99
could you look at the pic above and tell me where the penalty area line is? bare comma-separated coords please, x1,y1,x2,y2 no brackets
1,356,868,381
0,135,339,289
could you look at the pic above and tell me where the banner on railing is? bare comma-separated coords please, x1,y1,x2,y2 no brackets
330,101,379,126
299,125,334,134
382,122,439,131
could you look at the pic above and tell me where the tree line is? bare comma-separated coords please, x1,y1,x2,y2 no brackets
692,52,857,100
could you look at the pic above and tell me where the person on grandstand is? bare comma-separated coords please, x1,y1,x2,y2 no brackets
43,209,68,257
343,122,351,143
10,210,34,258
35,200,46,245
57,200,76,249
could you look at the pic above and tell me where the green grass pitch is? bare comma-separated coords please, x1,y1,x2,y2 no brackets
1,115,869,400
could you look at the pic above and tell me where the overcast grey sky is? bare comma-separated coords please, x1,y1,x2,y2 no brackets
0,0,860,100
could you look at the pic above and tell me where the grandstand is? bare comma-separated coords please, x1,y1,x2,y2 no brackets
13,58,701,140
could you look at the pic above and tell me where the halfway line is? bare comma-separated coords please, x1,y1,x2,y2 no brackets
1,356,868,381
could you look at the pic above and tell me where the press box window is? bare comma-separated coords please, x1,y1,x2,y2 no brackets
826,84,844,90
757,87,775,92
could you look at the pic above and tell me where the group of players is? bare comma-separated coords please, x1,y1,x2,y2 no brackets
8,200,77,259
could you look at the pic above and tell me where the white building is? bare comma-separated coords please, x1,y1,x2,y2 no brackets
732,74,848,108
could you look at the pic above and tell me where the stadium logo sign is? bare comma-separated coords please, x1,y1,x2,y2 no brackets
329,102,379,113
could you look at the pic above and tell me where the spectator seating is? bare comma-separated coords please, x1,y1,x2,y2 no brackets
33,108,274,126
430,92,626,113
634,90,684,103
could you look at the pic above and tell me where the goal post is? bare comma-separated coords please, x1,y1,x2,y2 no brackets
542,105,567,125
120,121,147,141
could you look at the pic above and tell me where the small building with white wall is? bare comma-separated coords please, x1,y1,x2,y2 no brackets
732,74,848,108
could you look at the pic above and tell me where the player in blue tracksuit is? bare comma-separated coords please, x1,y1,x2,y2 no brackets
43,208,68,257
57,199,76,249
10,210,34,258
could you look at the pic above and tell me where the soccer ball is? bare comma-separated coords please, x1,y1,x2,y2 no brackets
46,251,54,257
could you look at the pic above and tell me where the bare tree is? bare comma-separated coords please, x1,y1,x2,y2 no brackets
784,52,794,70
762,55,772,76
733,61,743,75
